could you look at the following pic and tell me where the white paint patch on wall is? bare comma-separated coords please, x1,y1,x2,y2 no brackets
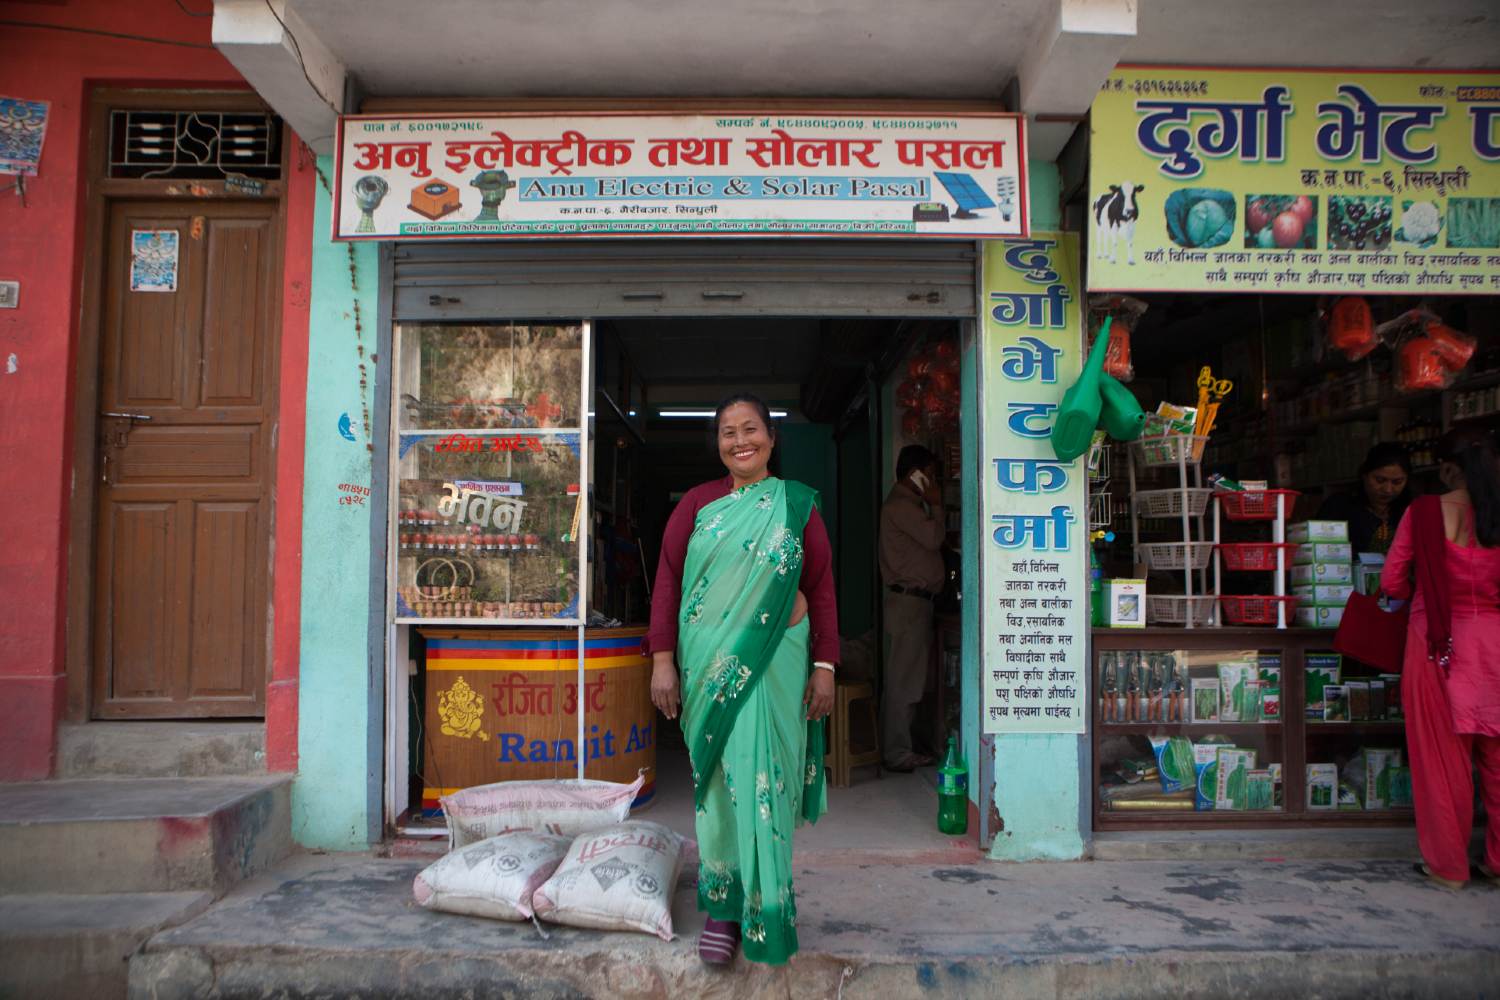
6,353,17,374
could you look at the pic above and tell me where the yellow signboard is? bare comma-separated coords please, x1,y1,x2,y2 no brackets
1088,67,1500,295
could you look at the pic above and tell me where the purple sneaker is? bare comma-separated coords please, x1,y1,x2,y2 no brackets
698,917,740,965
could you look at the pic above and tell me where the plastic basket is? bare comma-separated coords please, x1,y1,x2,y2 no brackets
1138,541,1215,571
1133,434,1208,468
1219,594,1298,626
1146,594,1217,626
1214,489,1300,521
1217,542,1297,572
1134,488,1214,519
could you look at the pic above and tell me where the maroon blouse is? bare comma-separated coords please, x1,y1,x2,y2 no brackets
646,476,840,664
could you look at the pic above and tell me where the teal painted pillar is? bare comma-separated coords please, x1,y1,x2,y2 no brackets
293,157,381,849
986,158,1088,862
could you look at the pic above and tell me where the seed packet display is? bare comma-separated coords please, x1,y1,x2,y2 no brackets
1257,658,1282,721
1193,741,1234,810
1368,679,1387,720
1191,678,1220,723
1213,747,1256,811
1306,763,1338,809
1322,684,1350,722
1217,662,1257,722
1246,768,1275,811
1148,735,1196,793
1389,765,1414,808
1305,655,1342,719
1365,748,1402,810
1345,680,1370,721
1268,762,1284,808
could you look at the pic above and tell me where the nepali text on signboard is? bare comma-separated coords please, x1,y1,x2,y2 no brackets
1088,67,1500,295
333,112,1027,240
981,234,1087,735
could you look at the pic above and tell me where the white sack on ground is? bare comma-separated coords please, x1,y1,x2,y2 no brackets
441,773,645,849
412,831,572,920
532,820,685,941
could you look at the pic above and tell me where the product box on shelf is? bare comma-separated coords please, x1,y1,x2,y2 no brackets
1286,520,1350,543
1389,765,1414,808
1355,555,1385,596
1306,763,1338,809
1346,680,1371,720
1190,678,1220,723
1213,747,1257,811
1368,678,1387,720
1379,673,1403,718
1104,579,1146,627
1293,542,1354,565
1292,583,1356,606
1305,654,1342,718
1217,662,1259,722
1294,605,1345,629
1290,562,1354,585
1246,768,1275,811
1192,741,1234,810
1258,661,1282,720
1322,683,1351,722
1365,748,1402,810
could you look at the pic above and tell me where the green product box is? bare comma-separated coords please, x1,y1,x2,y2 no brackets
1365,748,1402,810
1193,741,1235,811
1306,763,1338,809
1258,659,1282,721
1389,765,1414,808
1191,678,1220,723
1305,655,1342,719
1286,520,1351,543
1214,747,1257,811
1290,562,1354,585
1293,542,1354,565
1246,768,1275,811
1294,605,1344,629
1217,662,1258,722
1292,583,1356,606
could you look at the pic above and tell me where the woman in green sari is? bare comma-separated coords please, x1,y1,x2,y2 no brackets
647,394,839,966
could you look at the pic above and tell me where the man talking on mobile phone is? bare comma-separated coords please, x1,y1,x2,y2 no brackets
878,445,946,772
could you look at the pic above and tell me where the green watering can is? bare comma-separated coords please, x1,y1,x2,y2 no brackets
1100,372,1146,442
1049,316,1145,462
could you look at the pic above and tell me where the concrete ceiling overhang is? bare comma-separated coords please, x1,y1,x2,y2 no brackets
213,1,1500,160
212,0,1137,157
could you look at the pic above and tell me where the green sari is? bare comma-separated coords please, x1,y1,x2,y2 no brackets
679,476,827,965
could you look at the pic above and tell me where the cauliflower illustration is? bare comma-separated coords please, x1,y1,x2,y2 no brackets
1398,201,1442,246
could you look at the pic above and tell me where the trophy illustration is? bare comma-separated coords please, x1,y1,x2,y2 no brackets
471,170,518,222
353,176,389,233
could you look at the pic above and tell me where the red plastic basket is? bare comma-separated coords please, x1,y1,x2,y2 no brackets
1214,489,1300,521
1217,542,1297,572
1219,595,1298,626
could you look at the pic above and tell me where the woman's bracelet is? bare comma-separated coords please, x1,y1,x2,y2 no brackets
813,661,835,674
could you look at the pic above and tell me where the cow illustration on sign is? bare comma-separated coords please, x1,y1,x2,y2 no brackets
1093,182,1144,265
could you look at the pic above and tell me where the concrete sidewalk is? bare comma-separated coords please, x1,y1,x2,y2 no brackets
128,849,1500,999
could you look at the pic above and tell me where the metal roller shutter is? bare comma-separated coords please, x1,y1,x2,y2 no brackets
392,239,977,320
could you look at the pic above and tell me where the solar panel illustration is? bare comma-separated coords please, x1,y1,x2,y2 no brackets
933,171,996,219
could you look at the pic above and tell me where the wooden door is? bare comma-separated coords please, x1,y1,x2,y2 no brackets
92,200,278,718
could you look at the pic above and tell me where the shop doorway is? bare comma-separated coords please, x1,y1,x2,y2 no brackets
89,199,280,718
586,315,972,851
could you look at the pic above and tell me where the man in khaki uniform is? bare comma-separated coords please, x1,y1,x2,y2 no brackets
878,445,946,771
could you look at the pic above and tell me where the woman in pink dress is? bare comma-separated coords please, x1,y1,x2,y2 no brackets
1381,428,1500,889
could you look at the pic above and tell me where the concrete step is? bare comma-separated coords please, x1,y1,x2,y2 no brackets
0,890,211,999
128,852,1500,1000
1091,827,1482,862
57,722,265,778
0,776,291,895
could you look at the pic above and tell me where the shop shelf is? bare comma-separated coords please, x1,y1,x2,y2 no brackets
1138,541,1215,572
1214,489,1300,521
1145,594,1217,627
1217,542,1297,572
1134,488,1214,519
1219,594,1299,626
1133,434,1208,467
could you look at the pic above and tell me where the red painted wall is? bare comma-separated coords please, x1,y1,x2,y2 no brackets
0,0,310,778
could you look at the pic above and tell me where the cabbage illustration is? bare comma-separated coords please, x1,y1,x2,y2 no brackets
1165,188,1237,249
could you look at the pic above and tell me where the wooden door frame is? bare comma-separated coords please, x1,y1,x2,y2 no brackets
66,87,290,721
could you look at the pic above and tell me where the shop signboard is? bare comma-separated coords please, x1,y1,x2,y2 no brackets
1088,67,1500,295
980,234,1087,735
333,111,1027,240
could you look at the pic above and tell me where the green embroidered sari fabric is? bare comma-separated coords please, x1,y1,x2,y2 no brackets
679,477,828,965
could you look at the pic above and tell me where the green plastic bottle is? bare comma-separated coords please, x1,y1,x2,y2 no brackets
937,735,968,835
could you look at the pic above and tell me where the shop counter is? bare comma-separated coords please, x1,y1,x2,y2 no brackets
418,626,655,813
1091,627,1411,830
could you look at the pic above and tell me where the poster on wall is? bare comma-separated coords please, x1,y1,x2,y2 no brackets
332,111,1027,240
129,230,179,293
0,97,49,176
981,233,1087,735
1088,67,1500,295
